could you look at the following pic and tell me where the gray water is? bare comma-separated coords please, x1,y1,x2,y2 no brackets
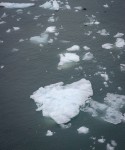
0,0,125,150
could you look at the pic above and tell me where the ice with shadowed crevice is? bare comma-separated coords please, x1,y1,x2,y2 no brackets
30,79,93,124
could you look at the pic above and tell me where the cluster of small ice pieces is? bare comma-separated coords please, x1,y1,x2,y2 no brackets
106,140,117,150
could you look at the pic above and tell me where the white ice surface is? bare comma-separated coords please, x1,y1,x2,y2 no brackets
30,79,93,124
30,32,49,44
98,137,106,143
46,26,56,33
83,46,90,50
82,52,93,61
66,45,80,51
0,2,35,8
115,38,125,48
46,130,54,136
40,0,59,10
77,126,89,134
97,29,109,36
102,43,113,49
114,33,124,38
58,53,80,69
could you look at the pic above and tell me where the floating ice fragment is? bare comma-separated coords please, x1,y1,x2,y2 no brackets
97,29,109,36
30,33,49,44
83,46,90,50
111,140,117,147
66,45,80,51
58,53,80,69
82,52,93,61
115,38,125,48
40,0,59,10
13,27,20,31
114,32,124,38
0,2,35,8
46,130,54,136
98,137,106,143
30,79,93,124
46,26,56,33
102,43,113,49
120,64,125,72
0,65,4,69
77,126,89,134
103,4,109,8
100,73,109,81
106,143,115,150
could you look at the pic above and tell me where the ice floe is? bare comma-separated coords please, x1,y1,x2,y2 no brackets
58,53,80,70
45,26,56,33
102,43,113,49
83,46,90,51
114,32,124,38
97,29,109,36
115,38,125,48
46,130,54,136
120,64,125,72
66,45,80,51
98,137,106,143
30,32,49,44
0,2,35,8
82,52,94,61
30,79,93,124
84,15,100,26
39,0,59,11
77,126,89,134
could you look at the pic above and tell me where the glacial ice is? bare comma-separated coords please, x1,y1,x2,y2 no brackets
30,79,93,124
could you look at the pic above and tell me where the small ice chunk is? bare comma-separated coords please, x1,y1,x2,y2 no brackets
13,27,20,31
100,73,109,81
45,26,56,33
30,79,93,124
30,33,49,44
77,126,89,134
60,123,71,129
0,2,35,8
40,0,59,10
74,6,82,10
106,143,115,150
58,53,80,67
6,29,11,33
102,43,113,49
0,65,4,69
0,21,6,25
114,33,124,38
82,52,93,61
98,137,106,143
97,29,109,36
115,38,125,48
120,64,125,72
66,45,80,51
83,46,90,50
46,130,54,136
111,140,117,147
103,4,109,8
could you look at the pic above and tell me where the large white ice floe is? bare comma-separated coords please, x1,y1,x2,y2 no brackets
0,2,35,8
30,79,93,124
83,93,125,124
58,53,80,70
30,32,49,44
39,0,59,11
66,45,80,51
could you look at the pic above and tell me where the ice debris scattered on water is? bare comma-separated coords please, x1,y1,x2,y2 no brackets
30,79,93,124
66,45,80,51
77,126,89,134
0,2,35,8
115,38,125,48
